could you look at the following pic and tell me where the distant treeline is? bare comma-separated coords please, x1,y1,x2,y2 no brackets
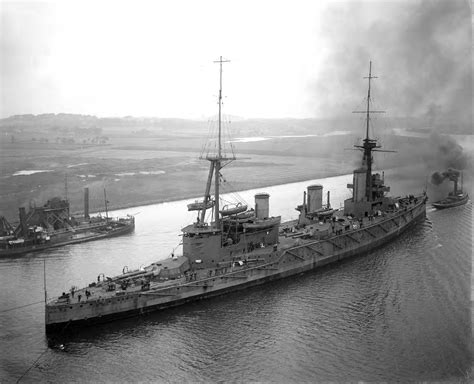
48,126,103,136
0,113,470,136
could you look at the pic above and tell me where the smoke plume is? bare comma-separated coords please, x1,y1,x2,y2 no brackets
426,133,470,171
312,0,471,133
430,168,460,186
425,133,470,199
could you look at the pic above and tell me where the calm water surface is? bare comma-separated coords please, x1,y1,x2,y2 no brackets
0,174,471,382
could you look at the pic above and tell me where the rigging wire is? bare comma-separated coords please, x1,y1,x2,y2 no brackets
352,97,368,132
200,112,236,161
222,114,236,159
200,117,218,159
0,300,44,313
219,178,248,206
16,347,49,383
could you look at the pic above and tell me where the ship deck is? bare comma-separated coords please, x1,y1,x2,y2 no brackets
49,194,424,308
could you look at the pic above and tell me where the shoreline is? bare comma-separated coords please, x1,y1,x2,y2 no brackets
76,170,353,217
6,159,470,223
87,162,465,216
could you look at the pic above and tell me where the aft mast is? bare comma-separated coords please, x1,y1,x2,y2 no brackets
64,173,69,203
104,188,109,221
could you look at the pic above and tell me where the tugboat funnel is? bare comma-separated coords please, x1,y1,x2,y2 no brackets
84,187,90,219
19,207,27,236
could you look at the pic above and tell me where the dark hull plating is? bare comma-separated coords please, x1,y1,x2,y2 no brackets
46,200,426,334
432,194,469,209
1,221,134,257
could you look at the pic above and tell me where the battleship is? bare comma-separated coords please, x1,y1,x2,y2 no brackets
0,187,135,257
45,60,427,333
431,169,469,209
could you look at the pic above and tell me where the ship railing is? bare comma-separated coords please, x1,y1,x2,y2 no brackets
45,221,110,235
48,199,425,304
282,196,425,255
145,197,426,293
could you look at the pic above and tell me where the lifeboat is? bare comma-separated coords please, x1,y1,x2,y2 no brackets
307,207,335,218
242,216,281,230
187,200,215,211
222,209,255,224
220,203,248,216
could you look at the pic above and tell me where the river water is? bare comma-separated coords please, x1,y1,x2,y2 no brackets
0,174,471,382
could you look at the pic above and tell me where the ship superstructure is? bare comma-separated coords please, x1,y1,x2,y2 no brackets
45,61,427,334
182,56,280,270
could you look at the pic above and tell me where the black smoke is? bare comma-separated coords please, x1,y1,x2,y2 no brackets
312,0,471,133
431,168,460,186
427,134,470,196
427,133,470,171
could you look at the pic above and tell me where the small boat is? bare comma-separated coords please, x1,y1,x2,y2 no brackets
235,210,255,219
432,170,469,209
242,216,281,230
187,200,215,211
220,203,248,216
432,192,469,209
296,190,334,218
224,209,256,222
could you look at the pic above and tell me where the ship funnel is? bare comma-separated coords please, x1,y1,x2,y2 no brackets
353,168,367,202
84,187,90,219
19,207,27,236
255,193,270,219
307,185,323,212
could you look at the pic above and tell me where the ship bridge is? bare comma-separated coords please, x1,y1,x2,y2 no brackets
181,223,221,236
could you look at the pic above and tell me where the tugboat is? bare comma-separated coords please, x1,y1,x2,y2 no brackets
432,169,469,209
0,187,135,257
45,60,427,334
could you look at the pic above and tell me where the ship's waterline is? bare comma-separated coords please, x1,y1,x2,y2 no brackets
44,61,429,334
2,57,471,382
0,184,470,382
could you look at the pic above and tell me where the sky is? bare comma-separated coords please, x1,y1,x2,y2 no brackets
0,0,471,120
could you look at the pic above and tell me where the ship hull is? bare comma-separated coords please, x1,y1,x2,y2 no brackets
0,220,134,257
46,200,426,334
432,194,469,209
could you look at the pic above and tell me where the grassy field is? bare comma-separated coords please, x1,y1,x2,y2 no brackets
0,120,472,224
0,135,353,221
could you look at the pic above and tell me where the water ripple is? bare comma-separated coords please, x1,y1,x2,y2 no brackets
1,197,471,382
